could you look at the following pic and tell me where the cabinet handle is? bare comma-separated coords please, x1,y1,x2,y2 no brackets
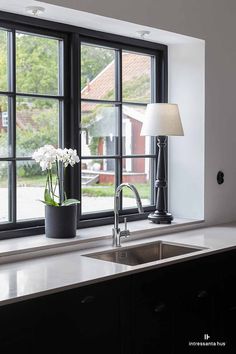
197,290,208,299
81,295,96,304
154,303,166,313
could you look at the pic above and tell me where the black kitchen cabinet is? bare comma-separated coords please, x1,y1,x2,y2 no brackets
0,249,236,354
173,256,218,353
0,298,39,353
214,251,236,353
131,266,175,354
69,279,130,354
0,278,130,354
131,251,236,354
131,260,216,354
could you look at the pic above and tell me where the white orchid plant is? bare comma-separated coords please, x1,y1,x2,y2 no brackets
32,145,80,207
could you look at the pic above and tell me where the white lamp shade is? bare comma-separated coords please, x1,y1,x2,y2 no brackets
141,103,184,136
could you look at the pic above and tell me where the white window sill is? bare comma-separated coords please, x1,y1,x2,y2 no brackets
0,218,205,264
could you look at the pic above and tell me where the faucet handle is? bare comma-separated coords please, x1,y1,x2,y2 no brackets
124,217,128,231
120,217,130,238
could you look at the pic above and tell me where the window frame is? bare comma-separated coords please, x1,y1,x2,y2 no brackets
0,10,167,239
78,36,165,226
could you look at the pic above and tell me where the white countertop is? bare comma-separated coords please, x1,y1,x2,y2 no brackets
1,220,236,306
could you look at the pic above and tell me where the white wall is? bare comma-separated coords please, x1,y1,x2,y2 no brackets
34,0,236,225
168,42,205,220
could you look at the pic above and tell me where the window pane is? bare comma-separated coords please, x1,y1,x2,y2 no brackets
0,161,9,223
122,51,152,103
0,96,9,157
16,97,59,157
81,158,116,213
81,44,116,100
17,161,46,220
122,104,153,155
122,158,153,208
0,29,8,91
16,32,60,95
81,102,118,156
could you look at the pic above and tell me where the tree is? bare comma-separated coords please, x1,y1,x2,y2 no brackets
16,33,59,95
0,29,126,169
81,44,114,89
0,31,7,91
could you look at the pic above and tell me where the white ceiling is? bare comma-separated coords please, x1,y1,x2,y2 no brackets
0,0,203,45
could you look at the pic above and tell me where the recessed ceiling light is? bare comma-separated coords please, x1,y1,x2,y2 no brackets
25,6,45,16
136,30,151,40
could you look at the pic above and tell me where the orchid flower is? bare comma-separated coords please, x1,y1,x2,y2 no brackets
32,145,80,207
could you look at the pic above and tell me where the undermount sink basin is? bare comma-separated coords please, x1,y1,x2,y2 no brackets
84,241,205,266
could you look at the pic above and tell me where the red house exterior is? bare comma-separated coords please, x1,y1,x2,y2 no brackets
81,52,150,185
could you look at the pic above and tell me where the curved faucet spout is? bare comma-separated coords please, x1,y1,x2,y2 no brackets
113,183,144,247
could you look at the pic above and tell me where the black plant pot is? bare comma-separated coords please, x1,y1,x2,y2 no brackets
45,204,77,239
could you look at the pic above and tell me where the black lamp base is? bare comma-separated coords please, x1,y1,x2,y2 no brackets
150,136,174,225
148,211,173,224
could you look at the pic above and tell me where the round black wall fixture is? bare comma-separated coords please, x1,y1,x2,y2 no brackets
217,171,224,185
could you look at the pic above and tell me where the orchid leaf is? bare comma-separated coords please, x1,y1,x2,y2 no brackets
38,199,47,204
62,198,80,206
44,189,59,206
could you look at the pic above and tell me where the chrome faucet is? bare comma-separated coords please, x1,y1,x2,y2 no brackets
112,183,144,247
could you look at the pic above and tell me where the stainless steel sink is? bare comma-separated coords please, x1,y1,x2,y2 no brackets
84,241,205,266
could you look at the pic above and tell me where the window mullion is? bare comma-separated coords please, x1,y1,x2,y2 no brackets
150,54,157,207
58,99,64,204
58,39,64,151
8,29,17,223
58,99,64,148
70,33,81,220
116,48,123,211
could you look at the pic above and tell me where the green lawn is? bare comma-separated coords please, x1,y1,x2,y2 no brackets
18,175,47,187
82,183,150,199
0,175,47,188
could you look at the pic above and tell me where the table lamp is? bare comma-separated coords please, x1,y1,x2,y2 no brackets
141,103,184,224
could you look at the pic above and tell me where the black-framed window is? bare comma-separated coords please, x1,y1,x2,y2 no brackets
78,38,160,222
0,23,66,233
0,11,167,238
